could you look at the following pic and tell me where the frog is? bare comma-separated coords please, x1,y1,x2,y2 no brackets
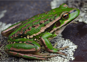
1,4,80,60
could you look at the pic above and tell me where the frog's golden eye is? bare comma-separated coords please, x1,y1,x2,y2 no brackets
62,13,69,19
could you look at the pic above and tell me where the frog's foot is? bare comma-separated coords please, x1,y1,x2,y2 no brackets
6,51,57,60
53,43,69,50
53,42,58,48
35,52,57,58
59,46,69,50
57,52,67,56
53,42,69,50
57,46,69,56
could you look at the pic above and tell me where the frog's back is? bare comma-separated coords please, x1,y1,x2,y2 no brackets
9,4,74,38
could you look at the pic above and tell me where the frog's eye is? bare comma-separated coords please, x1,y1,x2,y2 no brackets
62,13,69,19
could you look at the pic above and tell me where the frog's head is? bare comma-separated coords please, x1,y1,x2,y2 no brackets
57,3,80,26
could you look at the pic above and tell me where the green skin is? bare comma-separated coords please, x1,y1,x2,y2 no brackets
1,4,80,60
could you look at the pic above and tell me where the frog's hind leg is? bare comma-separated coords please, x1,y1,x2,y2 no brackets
5,39,56,60
8,51,56,60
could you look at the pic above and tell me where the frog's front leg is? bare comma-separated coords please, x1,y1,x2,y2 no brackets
41,32,68,56
5,39,56,60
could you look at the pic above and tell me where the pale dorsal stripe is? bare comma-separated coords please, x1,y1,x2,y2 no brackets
3,23,21,33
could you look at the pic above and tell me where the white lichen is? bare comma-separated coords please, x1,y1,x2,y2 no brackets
0,10,12,34
52,34,77,61
51,0,67,9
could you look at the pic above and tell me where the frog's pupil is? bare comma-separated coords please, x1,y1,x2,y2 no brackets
62,13,69,19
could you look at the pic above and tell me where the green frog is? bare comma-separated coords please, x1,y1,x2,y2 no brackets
1,4,80,60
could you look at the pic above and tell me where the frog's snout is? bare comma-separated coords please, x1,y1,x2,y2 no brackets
69,9,80,20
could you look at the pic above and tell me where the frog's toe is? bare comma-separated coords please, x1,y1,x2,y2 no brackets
58,46,69,50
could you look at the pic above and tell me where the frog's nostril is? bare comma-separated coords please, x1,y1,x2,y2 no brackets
70,10,77,14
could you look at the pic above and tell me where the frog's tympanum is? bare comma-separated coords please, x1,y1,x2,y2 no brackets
1,4,80,60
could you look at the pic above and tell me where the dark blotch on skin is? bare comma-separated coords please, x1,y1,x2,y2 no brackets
32,24,39,28
40,21,44,24
50,19,53,21
44,19,48,22
32,25,37,27
55,21,61,27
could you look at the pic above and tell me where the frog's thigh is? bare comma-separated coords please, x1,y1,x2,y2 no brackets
41,32,58,53
5,43,40,52
5,43,55,60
